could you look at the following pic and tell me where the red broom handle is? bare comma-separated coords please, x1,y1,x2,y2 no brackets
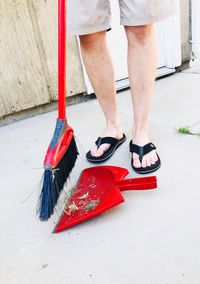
58,0,66,120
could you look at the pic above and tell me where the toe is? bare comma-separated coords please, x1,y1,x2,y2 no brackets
154,151,158,162
90,143,110,158
150,156,156,164
94,148,105,157
145,151,158,166
90,146,98,157
150,151,158,163
142,157,147,168
90,148,104,157
99,144,110,155
150,151,157,164
146,154,152,167
133,154,141,168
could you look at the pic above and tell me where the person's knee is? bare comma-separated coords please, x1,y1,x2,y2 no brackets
79,31,105,50
125,25,153,44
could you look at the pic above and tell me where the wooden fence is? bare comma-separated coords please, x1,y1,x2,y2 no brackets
0,0,86,118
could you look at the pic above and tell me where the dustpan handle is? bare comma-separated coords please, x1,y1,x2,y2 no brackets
58,0,66,120
117,176,157,191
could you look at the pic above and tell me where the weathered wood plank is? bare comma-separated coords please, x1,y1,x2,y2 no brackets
32,0,86,98
67,37,86,97
31,0,57,100
0,0,50,117
0,97,5,118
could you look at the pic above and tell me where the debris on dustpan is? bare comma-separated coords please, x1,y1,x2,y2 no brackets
54,166,157,233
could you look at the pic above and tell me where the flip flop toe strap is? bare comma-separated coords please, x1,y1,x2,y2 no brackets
95,137,118,149
129,142,156,162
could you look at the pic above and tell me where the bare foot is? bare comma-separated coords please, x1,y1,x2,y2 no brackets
90,125,123,157
132,128,158,168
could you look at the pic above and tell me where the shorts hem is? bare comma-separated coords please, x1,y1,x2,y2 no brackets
120,10,177,27
68,24,112,36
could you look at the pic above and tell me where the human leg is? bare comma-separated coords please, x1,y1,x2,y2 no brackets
125,25,159,169
79,32,124,158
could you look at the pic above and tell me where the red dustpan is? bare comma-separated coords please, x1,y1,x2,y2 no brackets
54,166,157,233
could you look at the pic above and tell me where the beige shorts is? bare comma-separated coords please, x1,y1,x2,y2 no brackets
67,0,178,36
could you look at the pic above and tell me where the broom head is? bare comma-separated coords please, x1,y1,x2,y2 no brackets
37,119,78,221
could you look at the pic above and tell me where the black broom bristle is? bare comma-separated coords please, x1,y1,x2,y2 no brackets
37,137,78,221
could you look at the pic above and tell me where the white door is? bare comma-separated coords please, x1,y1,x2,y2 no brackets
82,0,181,93
191,0,200,60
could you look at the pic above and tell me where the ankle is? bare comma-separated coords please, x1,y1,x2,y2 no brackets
133,125,148,135
103,122,123,139
132,126,149,144
106,120,122,131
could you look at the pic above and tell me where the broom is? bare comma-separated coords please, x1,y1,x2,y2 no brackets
37,0,78,221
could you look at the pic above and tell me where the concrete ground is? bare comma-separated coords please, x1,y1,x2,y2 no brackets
1,69,200,284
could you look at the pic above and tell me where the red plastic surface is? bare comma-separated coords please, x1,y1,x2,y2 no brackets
54,166,157,233
44,125,74,169
118,176,157,191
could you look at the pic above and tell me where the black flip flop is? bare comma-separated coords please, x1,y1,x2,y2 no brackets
86,134,126,163
130,141,161,174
